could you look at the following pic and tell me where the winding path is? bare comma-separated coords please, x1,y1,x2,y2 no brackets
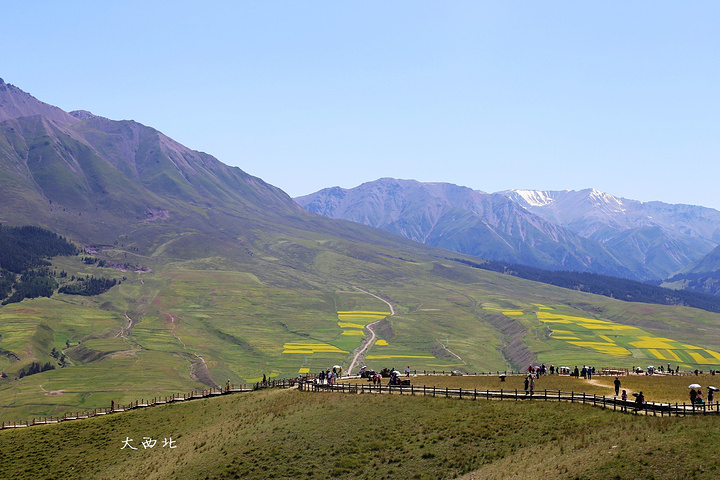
347,287,395,375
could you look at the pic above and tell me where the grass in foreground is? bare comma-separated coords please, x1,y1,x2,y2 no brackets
2,387,720,479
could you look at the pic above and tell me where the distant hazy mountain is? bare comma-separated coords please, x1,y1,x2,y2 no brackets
503,189,720,280
664,246,720,296
298,181,720,282
295,178,635,279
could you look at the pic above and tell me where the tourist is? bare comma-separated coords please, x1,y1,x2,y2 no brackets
690,388,698,405
524,375,529,394
708,388,715,404
621,390,628,412
634,391,644,412
614,377,621,396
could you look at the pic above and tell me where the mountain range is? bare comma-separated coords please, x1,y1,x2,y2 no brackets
296,179,720,285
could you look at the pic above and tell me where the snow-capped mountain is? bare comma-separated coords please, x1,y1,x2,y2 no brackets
502,188,720,279
297,181,720,282
296,179,635,279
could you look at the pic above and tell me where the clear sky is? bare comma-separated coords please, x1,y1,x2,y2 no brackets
2,2,719,208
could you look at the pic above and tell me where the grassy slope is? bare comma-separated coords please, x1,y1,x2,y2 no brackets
1,386,719,480
4,244,720,421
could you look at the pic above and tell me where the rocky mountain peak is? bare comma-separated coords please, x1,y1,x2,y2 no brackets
0,77,78,124
69,110,96,120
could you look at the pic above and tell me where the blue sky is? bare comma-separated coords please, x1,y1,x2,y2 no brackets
2,2,719,207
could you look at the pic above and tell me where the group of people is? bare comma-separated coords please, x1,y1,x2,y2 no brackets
634,364,679,375
572,365,596,379
317,366,342,385
690,387,714,405
524,374,535,394
526,364,599,380
358,365,411,385
526,364,552,377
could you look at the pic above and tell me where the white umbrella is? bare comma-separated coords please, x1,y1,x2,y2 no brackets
688,383,702,389
708,386,719,392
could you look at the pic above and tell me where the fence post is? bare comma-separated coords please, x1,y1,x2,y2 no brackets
500,388,503,400
515,388,517,400
474,388,477,400
571,391,574,403
446,387,449,398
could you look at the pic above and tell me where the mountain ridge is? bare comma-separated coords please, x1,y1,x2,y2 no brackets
298,180,720,282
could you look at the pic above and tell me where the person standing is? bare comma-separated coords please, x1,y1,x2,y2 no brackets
708,388,715,404
524,375,530,394
614,377,621,396
621,390,628,412
634,391,644,412
530,376,535,395
690,388,698,405
406,365,410,377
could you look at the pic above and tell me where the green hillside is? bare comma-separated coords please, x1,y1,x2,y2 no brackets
1,386,719,480
4,241,720,421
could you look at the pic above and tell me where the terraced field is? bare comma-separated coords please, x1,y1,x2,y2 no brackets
483,303,720,370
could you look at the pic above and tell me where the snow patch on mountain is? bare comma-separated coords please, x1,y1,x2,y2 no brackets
509,189,559,207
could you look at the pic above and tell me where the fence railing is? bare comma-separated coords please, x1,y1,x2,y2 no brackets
0,378,295,430
298,380,719,416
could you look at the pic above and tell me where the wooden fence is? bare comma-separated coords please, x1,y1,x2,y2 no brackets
299,380,720,417
0,378,295,430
